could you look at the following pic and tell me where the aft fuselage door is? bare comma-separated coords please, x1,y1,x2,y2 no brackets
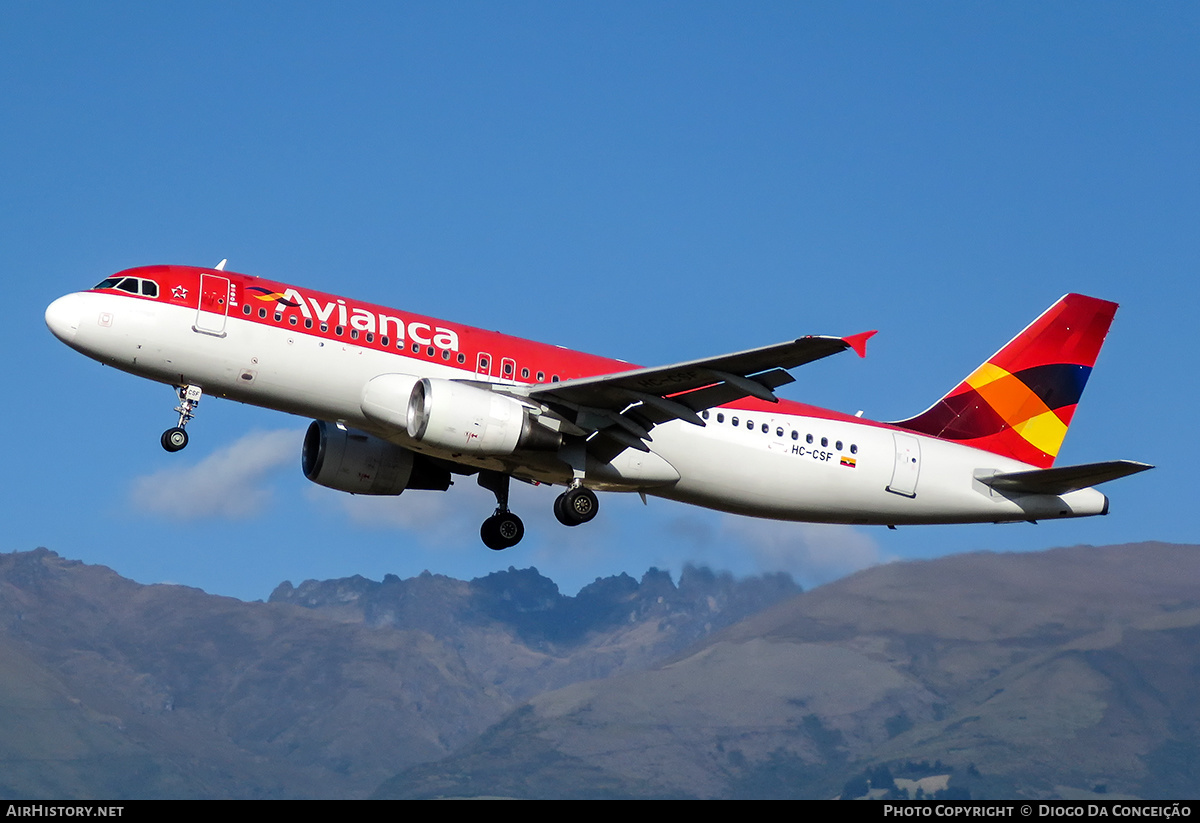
194,274,230,337
887,432,921,497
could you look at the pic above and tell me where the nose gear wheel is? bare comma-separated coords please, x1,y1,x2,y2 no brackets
161,427,189,452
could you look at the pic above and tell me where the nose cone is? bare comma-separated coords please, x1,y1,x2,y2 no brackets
45,294,83,345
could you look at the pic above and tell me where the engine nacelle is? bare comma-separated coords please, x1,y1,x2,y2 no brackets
406,378,561,455
302,420,450,495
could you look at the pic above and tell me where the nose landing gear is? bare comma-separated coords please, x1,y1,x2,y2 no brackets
161,385,202,453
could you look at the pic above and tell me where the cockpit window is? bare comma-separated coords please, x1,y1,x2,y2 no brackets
92,277,159,298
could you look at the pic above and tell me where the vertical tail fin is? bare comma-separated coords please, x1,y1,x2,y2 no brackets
893,294,1118,468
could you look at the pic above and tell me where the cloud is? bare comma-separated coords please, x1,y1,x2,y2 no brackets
130,429,300,520
302,473,501,547
124,423,891,590
305,482,465,529
657,511,892,588
720,517,891,587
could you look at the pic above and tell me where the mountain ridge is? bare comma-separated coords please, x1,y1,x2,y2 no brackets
3,543,1197,799
0,547,798,798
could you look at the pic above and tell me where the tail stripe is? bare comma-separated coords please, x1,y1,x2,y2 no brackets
902,363,1082,460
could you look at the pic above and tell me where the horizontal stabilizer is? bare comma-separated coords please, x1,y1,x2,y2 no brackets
980,460,1153,495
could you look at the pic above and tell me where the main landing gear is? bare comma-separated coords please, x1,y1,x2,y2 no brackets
478,471,525,551
161,385,202,452
553,484,599,527
476,473,602,550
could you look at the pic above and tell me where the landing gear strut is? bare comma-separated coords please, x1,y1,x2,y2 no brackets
478,471,524,551
161,385,202,453
554,484,599,527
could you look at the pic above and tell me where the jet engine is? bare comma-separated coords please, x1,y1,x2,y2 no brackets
302,419,450,495
406,378,561,455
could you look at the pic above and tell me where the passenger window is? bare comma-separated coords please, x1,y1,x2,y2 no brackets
305,319,313,329
821,437,828,447
259,308,267,319
243,304,251,316
381,336,389,347
836,440,843,450
791,430,798,441
289,316,297,326
350,329,359,339
458,353,466,364
746,420,754,430
731,417,739,426
442,350,450,360
776,427,783,437
717,413,724,423
536,371,545,381
521,368,530,378
807,434,814,444
851,444,858,455
702,410,710,420
427,346,435,356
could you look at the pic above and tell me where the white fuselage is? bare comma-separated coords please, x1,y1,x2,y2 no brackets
45,288,1109,526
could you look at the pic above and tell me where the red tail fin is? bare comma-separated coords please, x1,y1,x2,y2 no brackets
893,294,1118,468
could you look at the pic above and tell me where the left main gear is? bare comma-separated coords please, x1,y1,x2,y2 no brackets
481,510,525,550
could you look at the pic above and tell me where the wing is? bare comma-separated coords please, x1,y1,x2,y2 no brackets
523,331,875,458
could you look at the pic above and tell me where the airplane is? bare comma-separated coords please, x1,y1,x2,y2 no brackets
44,263,1152,550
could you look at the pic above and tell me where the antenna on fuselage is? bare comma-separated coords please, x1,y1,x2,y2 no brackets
214,259,227,271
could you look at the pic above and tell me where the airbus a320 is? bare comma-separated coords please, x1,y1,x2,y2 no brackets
45,263,1151,550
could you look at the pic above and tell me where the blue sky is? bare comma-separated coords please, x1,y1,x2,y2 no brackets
5,3,1197,601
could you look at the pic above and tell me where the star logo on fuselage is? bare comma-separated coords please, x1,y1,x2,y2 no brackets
172,285,188,300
